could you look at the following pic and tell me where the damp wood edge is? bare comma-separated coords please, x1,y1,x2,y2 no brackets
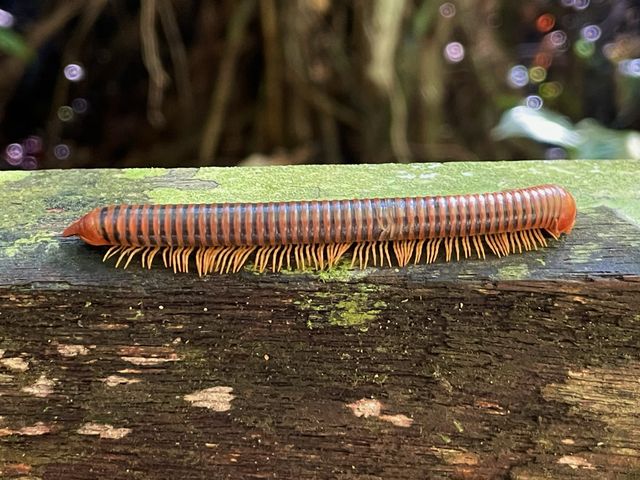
0,161,640,478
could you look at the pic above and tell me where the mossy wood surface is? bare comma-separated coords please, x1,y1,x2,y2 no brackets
1,160,640,479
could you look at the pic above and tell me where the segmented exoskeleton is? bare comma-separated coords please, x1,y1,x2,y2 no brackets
62,184,577,275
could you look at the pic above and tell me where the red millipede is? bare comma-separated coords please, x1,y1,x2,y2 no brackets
62,184,576,275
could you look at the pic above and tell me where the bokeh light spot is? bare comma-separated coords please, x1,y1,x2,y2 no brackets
57,106,74,122
573,0,590,11
72,97,89,114
619,59,640,78
64,63,85,82
507,65,529,88
546,147,567,160
534,52,552,69
21,156,38,170
529,66,547,83
536,14,555,33
444,42,465,63
580,24,601,42
54,144,71,160
5,143,23,165
525,95,544,110
548,30,568,49
539,81,563,99
574,38,595,58
0,8,15,28
439,2,456,18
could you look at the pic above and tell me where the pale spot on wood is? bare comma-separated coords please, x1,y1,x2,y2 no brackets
57,344,89,357
474,399,507,415
121,355,180,366
346,398,382,418
77,422,132,439
557,455,596,470
0,463,32,475
18,422,52,436
184,386,235,411
436,448,481,466
379,413,414,428
0,357,29,372
118,346,181,366
0,422,52,437
0,349,4,358
561,438,575,445
347,398,413,428
21,375,55,398
95,323,129,330
102,375,141,387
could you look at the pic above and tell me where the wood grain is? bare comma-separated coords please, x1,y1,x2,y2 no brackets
1,161,639,479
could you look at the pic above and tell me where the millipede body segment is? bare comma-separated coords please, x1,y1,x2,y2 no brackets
62,184,576,275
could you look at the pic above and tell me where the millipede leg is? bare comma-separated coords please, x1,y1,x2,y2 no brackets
392,242,403,267
534,228,547,247
201,247,214,274
445,237,453,262
484,235,499,257
360,242,369,269
140,247,150,269
171,247,183,273
103,245,122,262
545,228,559,240
275,245,287,272
414,240,425,264
425,239,434,263
511,231,522,254
317,244,326,270
115,247,134,268
350,243,361,269
183,247,194,273
195,248,203,276
499,233,510,256
527,230,538,250
146,246,160,269
472,235,485,259
382,241,392,267
368,242,376,267
160,247,169,268
234,246,256,273
298,245,306,271
305,245,314,269
284,244,293,270
432,238,442,263
123,247,145,269
218,247,234,273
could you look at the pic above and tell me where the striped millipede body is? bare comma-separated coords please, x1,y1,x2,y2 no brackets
62,184,576,275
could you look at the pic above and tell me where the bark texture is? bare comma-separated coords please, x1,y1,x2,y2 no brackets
1,161,639,479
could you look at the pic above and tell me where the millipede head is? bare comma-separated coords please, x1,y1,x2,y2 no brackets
62,207,110,246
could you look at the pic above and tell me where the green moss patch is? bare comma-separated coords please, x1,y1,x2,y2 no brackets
297,285,387,331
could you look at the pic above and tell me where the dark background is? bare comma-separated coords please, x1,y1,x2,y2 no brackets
0,0,639,170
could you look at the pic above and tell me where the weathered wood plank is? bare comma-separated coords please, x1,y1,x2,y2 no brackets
1,160,639,479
